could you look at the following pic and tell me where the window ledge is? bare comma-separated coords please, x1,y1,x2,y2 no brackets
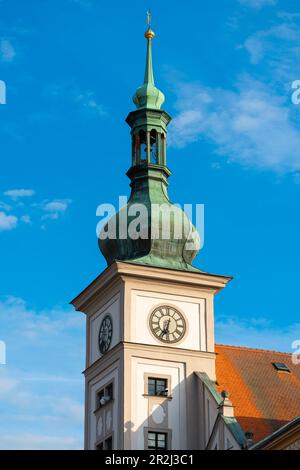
94,399,114,414
143,394,172,400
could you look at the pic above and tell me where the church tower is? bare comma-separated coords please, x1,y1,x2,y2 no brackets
71,21,231,451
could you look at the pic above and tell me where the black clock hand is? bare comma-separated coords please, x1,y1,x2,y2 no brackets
163,319,171,332
160,319,171,337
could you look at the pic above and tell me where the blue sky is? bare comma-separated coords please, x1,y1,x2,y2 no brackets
1,0,300,449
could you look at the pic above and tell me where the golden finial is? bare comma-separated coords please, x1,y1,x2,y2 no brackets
145,10,155,39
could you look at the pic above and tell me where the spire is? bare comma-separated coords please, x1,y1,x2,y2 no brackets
133,12,165,110
99,18,201,272
144,11,155,85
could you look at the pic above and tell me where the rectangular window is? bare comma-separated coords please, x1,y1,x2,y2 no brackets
148,378,168,396
97,389,104,408
96,382,113,408
147,431,167,450
106,383,113,400
272,362,291,373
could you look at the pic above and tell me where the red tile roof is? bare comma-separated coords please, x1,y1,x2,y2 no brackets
215,344,300,443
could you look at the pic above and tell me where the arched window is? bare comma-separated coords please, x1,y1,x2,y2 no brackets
161,133,166,165
133,132,140,165
139,130,147,162
150,130,158,164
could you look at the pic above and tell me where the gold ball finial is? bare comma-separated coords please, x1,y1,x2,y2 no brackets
145,27,155,40
145,9,155,39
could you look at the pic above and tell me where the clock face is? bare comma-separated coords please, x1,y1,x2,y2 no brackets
149,305,186,344
98,315,113,354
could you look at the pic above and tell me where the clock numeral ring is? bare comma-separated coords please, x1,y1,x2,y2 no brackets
149,305,186,344
98,315,113,354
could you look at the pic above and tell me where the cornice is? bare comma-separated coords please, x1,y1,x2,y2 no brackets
71,261,232,312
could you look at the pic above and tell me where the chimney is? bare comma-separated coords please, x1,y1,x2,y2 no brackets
218,390,235,418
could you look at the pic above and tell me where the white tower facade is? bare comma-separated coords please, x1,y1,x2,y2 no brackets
71,262,230,450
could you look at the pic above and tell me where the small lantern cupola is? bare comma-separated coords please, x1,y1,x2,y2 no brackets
127,14,170,169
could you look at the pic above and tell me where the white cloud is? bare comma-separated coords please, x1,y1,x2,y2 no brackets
44,200,70,213
20,215,31,224
4,189,35,199
0,295,82,340
0,376,19,394
44,83,106,118
238,0,276,8
167,14,300,174
75,91,106,116
52,397,84,423
0,201,11,211
216,315,300,353
242,36,265,64
22,374,81,383
242,20,300,75
0,434,82,450
0,191,71,230
0,38,15,62
42,198,72,220
0,211,17,231
0,295,85,449
169,76,300,173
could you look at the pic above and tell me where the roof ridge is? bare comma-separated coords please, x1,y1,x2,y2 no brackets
215,343,291,355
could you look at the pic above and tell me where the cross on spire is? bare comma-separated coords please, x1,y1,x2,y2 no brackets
147,9,151,27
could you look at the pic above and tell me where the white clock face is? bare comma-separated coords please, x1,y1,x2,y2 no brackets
149,305,186,344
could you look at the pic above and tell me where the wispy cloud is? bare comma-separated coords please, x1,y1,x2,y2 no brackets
238,0,276,9
41,198,72,220
0,295,82,340
0,433,82,451
0,38,15,62
0,296,85,449
241,16,300,80
4,189,35,199
0,201,12,211
168,12,300,176
0,211,17,231
169,76,300,173
0,376,19,393
20,214,31,224
0,191,72,231
75,90,107,117
216,315,300,353
44,83,107,119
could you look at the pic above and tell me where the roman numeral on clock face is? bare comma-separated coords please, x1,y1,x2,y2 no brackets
149,305,186,344
98,315,113,355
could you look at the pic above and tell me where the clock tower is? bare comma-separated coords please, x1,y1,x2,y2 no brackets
71,22,231,451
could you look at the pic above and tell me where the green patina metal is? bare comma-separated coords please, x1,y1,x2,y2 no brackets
99,26,201,272
133,27,165,110
195,373,246,447
196,372,223,405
